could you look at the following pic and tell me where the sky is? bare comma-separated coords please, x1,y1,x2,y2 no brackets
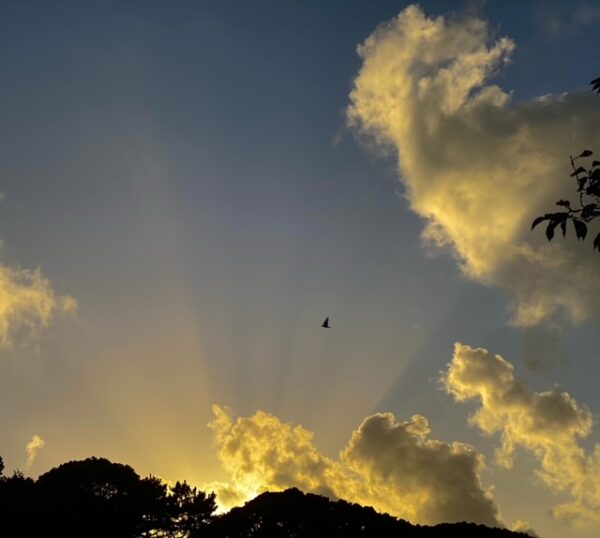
1,1,600,536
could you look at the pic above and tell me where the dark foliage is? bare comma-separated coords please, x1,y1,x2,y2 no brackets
531,78,600,251
532,149,600,251
168,480,217,536
0,469,36,534
204,488,531,538
0,456,216,537
35,457,158,537
0,456,533,537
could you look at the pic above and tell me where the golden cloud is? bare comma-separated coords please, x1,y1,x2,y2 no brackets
0,265,76,350
347,4,600,327
207,404,501,527
25,434,45,469
443,343,600,525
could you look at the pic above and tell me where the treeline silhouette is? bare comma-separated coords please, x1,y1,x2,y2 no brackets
0,455,532,537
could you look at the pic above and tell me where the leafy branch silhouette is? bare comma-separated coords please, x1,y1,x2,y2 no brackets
531,78,600,252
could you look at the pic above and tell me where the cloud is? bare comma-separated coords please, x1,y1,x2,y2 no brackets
511,520,539,537
339,411,500,526
443,343,600,525
207,404,502,526
207,404,335,501
533,2,600,39
25,434,45,469
572,3,600,27
0,265,76,350
347,4,600,327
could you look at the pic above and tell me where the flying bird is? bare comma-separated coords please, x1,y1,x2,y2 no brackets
321,317,331,328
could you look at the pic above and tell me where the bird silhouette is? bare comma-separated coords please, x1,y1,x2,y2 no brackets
321,317,331,328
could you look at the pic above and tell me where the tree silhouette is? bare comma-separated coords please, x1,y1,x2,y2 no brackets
0,466,36,536
531,79,600,251
0,456,534,537
204,488,530,538
168,480,216,536
531,149,600,250
35,457,163,537
32,457,216,537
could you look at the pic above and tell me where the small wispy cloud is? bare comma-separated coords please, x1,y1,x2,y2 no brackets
572,2,600,26
0,265,76,351
533,2,600,38
25,434,45,470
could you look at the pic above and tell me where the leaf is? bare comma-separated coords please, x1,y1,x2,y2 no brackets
578,150,594,158
571,166,587,176
577,177,588,192
546,220,558,241
531,216,547,230
573,219,588,240
594,232,600,252
582,204,598,219
593,161,600,168
560,218,567,237
592,77,600,94
556,199,571,207
544,214,568,241
586,184,600,197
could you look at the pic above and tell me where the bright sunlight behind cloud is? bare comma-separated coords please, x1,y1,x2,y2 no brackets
206,403,501,527
347,4,600,328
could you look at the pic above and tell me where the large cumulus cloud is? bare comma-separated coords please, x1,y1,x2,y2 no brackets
339,411,499,526
347,4,600,327
208,405,335,501
207,404,501,527
444,343,600,526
